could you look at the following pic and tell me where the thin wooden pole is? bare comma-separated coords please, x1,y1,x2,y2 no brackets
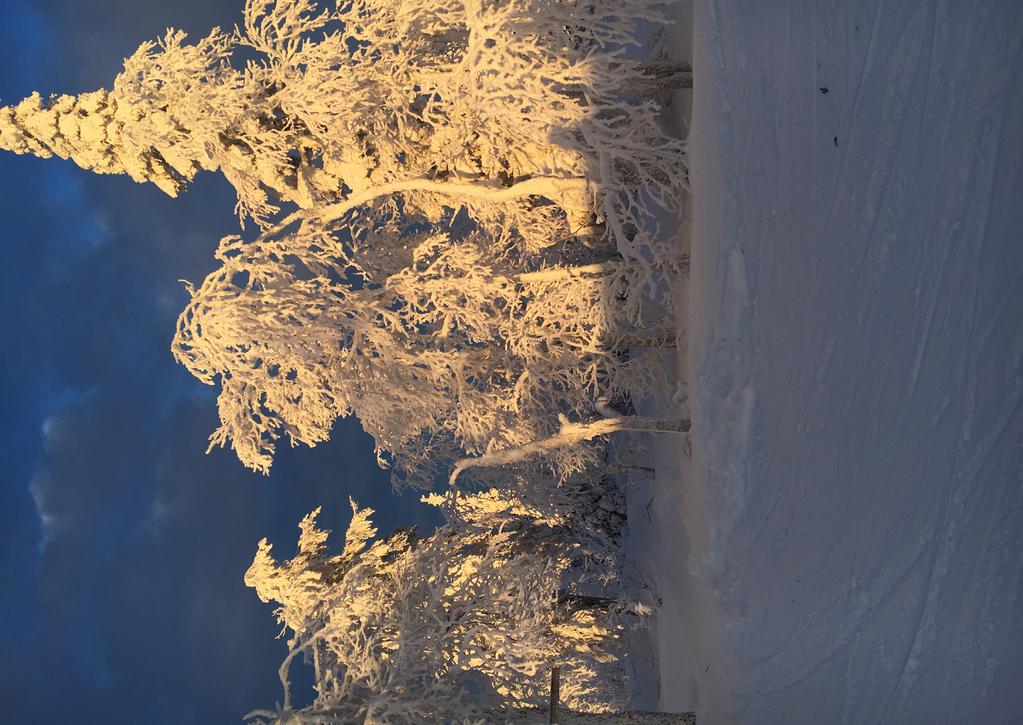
550,666,560,724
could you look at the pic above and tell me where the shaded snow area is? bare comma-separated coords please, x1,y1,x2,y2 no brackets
629,2,1023,723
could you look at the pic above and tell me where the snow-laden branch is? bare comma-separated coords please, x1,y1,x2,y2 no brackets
256,175,592,243
318,176,591,223
516,262,619,284
449,415,690,486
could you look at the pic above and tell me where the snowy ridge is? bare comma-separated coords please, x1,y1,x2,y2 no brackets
693,246,754,578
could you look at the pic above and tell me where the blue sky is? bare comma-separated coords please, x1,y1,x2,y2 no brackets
0,2,435,721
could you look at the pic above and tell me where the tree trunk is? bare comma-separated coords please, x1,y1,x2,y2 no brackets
605,463,656,479
489,710,695,724
550,667,561,724
261,175,592,239
314,175,591,224
517,261,620,284
637,61,693,91
449,415,689,485
558,713,694,724
612,331,678,349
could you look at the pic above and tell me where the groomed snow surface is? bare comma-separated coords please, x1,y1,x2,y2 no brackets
628,2,1023,723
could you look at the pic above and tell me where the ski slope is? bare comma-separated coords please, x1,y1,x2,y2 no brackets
630,2,1023,723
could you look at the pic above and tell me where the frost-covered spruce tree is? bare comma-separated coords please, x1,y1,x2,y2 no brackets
0,28,311,225
244,500,628,722
1,0,686,237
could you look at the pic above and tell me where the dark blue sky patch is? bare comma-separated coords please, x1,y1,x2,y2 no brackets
0,2,439,722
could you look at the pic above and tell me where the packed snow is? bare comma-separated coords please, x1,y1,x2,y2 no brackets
630,1,1023,723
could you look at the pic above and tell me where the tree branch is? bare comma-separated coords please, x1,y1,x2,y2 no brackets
258,175,592,242
449,415,690,486
516,261,621,283
323,175,589,220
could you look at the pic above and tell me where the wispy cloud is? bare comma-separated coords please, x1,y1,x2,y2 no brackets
28,472,60,553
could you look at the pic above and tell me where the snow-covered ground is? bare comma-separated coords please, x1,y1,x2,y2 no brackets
630,2,1023,723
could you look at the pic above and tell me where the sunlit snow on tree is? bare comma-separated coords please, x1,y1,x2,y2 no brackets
0,0,688,477
244,499,627,722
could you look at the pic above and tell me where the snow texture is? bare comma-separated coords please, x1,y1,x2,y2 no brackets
632,1,1023,723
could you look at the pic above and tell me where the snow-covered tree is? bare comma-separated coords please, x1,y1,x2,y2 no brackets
172,225,674,477
1,0,688,476
0,28,311,225
1,0,686,236
244,499,629,722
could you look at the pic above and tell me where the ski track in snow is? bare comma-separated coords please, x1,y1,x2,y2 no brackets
631,1,1023,723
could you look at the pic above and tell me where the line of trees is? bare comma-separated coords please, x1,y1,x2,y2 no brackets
1,0,691,720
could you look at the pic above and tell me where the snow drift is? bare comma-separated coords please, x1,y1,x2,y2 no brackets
633,2,1023,723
